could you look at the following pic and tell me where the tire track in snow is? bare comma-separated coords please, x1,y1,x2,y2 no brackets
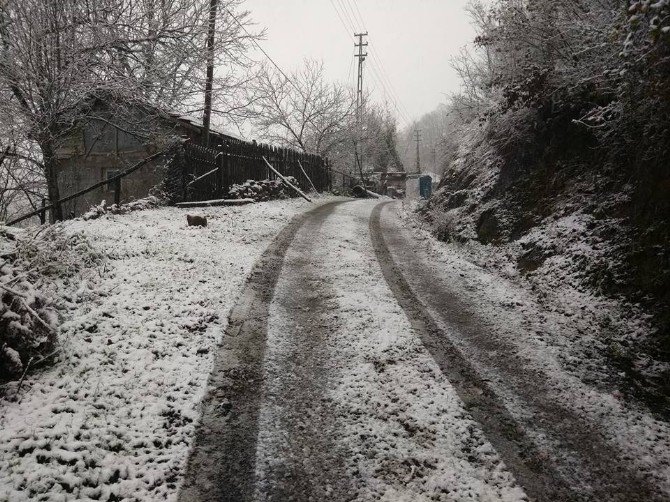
252,200,353,501
181,199,528,501
370,201,660,501
315,201,525,501
178,200,350,502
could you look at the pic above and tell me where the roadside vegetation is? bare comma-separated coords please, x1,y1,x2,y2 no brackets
402,0,670,411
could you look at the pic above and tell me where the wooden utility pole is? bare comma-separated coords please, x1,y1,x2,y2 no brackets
354,32,367,183
202,0,218,147
415,129,421,174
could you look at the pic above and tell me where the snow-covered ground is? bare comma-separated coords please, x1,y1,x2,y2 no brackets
394,200,670,495
255,201,526,501
0,198,328,501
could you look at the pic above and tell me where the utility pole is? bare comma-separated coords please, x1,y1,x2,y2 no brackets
202,0,218,147
415,129,421,174
354,32,367,183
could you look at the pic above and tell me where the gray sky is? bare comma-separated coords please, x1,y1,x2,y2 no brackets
243,0,476,129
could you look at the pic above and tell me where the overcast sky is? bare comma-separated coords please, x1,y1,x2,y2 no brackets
243,0,477,130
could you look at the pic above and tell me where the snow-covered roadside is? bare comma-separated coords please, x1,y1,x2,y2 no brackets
393,200,670,494
323,203,525,501
256,200,526,500
0,198,332,501
408,198,661,393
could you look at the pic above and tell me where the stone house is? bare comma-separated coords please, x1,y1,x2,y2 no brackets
54,107,243,217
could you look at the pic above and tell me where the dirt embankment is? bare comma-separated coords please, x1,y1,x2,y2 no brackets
420,120,669,415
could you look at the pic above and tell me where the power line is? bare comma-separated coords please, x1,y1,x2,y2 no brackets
224,7,303,98
368,45,413,124
336,0,361,32
340,0,364,32
328,0,415,171
348,0,367,31
368,60,412,127
367,62,409,126
354,31,368,179
339,0,408,116
329,0,354,41
366,56,412,127
370,50,410,118
330,1,414,127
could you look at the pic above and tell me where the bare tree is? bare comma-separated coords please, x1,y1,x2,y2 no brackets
0,0,260,221
251,59,356,156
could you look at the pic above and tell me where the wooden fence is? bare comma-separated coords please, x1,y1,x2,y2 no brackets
7,139,360,226
170,140,336,203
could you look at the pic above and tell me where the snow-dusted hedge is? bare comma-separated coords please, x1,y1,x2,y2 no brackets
0,225,102,380
0,262,57,379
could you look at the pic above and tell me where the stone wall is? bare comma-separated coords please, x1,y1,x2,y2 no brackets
55,120,167,216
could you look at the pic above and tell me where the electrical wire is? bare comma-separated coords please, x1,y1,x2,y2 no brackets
348,0,367,31
329,0,416,168
336,0,361,33
367,42,413,125
332,0,414,127
224,7,304,98
329,0,355,39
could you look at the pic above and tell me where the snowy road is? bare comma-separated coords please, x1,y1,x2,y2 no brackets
179,200,668,502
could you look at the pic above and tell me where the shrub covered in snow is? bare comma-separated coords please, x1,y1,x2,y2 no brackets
407,0,670,409
0,260,57,379
0,225,102,380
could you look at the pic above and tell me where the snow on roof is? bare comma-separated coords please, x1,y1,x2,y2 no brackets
167,113,245,142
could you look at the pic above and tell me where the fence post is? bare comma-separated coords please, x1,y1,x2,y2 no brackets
180,144,188,202
39,198,46,224
222,141,230,195
114,177,121,205
216,144,223,197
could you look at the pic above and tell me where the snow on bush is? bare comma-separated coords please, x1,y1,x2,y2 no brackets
0,261,57,379
0,225,102,381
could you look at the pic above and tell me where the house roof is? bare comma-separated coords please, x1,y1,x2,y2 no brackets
83,92,246,144
167,113,245,143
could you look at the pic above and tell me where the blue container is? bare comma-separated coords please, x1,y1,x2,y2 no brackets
419,175,432,198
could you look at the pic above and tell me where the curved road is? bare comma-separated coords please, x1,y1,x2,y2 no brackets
178,200,664,502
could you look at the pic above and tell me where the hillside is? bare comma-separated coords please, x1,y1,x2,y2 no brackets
404,0,670,414
419,114,669,414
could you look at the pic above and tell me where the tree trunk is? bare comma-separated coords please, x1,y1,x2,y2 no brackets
40,142,63,222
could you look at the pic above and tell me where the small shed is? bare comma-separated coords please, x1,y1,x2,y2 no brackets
406,172,440,199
